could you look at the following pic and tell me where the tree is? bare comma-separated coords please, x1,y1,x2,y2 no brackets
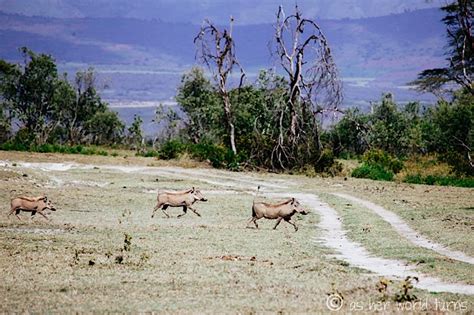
153,104,182,142
2,48,62,144
176,67,221,143
426,90,474,174
368,94,412,156
62,68,108,144
272,5,342,168
194,17,245,155
86,110,124,145
411,0,473,95
329,108,370,157
127,114,144,151
0,60,18,142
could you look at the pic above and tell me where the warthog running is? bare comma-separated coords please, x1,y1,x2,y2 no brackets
247,187,308,231
151,187,208,218
9,195,56,220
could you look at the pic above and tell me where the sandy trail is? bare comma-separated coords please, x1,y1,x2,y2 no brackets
292,193,474,295
333,193,474,265
6,160,474,295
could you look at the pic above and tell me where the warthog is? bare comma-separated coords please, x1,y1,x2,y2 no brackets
151,187,208,218
247,187,308,231
9,195,56,221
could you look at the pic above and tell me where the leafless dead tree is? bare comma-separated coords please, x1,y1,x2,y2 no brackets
194,17,245,155
272,5,342,168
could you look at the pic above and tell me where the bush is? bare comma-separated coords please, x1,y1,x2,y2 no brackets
352,164,394,181
351,149,403,181
158,140,186,160
363,149,403,173
139,150,160,158
314,149,343,176
189,143,227,168
403,174,474,188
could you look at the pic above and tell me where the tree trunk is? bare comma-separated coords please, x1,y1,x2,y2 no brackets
222,92,237,155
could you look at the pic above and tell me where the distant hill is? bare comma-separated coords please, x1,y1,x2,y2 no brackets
0,0,445,22
0,8,447,131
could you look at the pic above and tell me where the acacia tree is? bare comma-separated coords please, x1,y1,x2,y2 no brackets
194,17,245,155
272,5,342,168
412,0,473,95
62,68,108,144
2,48,62,144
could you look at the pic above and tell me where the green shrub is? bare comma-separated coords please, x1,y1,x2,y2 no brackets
314,149,343,176
188,143,242,169
404,174,474,188
158,140,186,160
139,150,160,158
363,149,403,173
352,164,394,181
189,143,226,168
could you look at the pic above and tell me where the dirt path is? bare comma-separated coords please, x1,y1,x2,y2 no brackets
333,193,474,265
6,160,474,295
291,193,474,295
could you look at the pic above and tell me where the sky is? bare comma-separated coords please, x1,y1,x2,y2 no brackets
0,0,447,24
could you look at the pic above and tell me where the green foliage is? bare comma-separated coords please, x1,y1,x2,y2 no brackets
176,67,221,143
351,150,403,181
410,0,473,94
1,48,60,144
127,114,144,151
154,104,182,140
86,110,124,145
0,48,125,147
362,149,404,174
0,141,113,157
329,108,369,156
368,94,413,155
158,140,186,160
187,142,242,170
425,90,473,175
403,174,474,188
352,164,394,181
314,149,343,176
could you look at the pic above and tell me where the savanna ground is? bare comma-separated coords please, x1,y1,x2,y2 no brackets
0,151,472,313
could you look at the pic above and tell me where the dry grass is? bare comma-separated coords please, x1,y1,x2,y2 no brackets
396,155,454,181
0,151,472,313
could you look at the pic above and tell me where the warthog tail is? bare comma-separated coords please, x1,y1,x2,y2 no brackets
253,186,261,205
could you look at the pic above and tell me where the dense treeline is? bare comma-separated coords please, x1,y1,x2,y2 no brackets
0,1,472,187
172,68,473,176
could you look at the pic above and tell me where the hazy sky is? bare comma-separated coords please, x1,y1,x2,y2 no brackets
0,0,447,23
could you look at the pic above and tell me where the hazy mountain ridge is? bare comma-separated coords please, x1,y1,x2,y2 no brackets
0,0,445,22
0,8,446,108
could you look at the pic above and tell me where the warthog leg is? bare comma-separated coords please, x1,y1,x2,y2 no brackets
37,210,50,221
177,206,188,218
273,217,283,230
188,206,201,217
8,207,22,221
161,205,171,218
284,218,298,232
246,217,259,229
151,204,160,218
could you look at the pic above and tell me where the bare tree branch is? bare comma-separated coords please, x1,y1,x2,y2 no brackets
271,5,343,169
194,17,246,155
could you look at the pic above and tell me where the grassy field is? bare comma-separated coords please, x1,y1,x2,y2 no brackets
0,151,472,313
